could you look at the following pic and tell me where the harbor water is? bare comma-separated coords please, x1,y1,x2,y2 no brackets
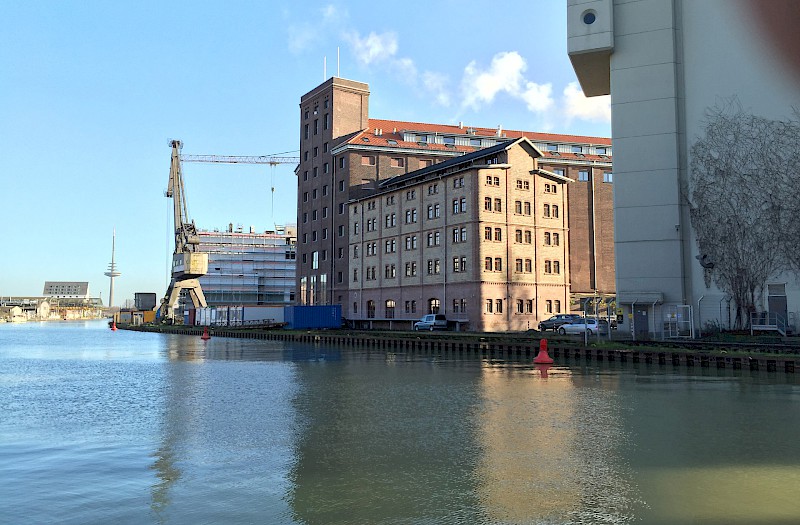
1,321,799,524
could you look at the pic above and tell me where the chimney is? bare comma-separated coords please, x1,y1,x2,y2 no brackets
496,125,503,137
458,121,463,129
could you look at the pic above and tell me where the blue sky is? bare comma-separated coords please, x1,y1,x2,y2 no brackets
0,1,610,306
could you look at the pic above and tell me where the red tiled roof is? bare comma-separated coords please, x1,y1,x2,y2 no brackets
367,118,612,145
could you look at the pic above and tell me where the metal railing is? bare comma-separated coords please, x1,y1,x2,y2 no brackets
750,311,786,336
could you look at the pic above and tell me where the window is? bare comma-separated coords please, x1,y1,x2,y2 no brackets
367,300,375,318
405,300,417,313
302,212,308,223
515,259,523,272
524,202,531,216
385,239,396,253
324,113,329,130
339,180,345,191
554,300,561,313
385,264,396,278
453,198,466,214
353,221,359,235
453,227,467,243
484,227,492,240
312,189,318,199
405,262,417,276
453,176,464,188
385,300,396,319
485,299,493,313
543,204,550,217
428,183,438,195
314,119,318,135
338,225,344,236
578,170,589,182
553,233,560,246
337,272,343,283
524,230,532,244
515,200,522,214
484,257,492,271
453,257,461,272
546,300,552,313
547,144,558,152
405,236,417,250
515,229,522,243
385,213,396,228
339,203,345,214
322,228,328,239
596,147,607,155
494,258,502,271
313,167,317,177
604,172,613,183
362,155,376,166
545,260,552,274
353,268,358,282
494,228,502,241
338,247,344,259
386,195,395,205
322,185,328,196
428,298,441,314
553,260,560,274
324,162,329,174
353,302,358,314
516,299,524,314
553,205,559,218
312,231,317,241
304,124,309,139
303,170,308,181
525,300,533,314
495,299,503,313
391,157,405,168
313,146,318,157
494,199,502,212
544,232,551,245
406,189,416,200
303,192,309,202
571,145,582,153
525,259,532,273
484,197,492,211
339,157,346,169
420,159,433,168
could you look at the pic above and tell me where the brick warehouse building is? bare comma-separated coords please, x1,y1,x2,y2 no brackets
297,77,614,330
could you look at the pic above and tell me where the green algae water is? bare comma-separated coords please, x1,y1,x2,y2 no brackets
1,321,799,524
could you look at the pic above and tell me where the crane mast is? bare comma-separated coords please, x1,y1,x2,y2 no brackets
158,140,209,322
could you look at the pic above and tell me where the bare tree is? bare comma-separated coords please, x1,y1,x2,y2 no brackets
687,100,799,328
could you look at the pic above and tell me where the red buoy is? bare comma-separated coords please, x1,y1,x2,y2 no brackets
201,326,211,341
110,320,117,331
533,338,554,364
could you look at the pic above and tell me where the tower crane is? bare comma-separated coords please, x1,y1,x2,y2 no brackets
180,153,299,224
158,140,210,322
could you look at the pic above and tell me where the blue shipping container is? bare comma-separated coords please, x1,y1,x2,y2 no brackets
284,305,342,330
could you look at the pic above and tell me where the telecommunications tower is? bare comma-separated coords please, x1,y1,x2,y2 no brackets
104,229,121,307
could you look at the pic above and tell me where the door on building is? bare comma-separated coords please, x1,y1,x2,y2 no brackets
633,307,650,340
767,283,787,323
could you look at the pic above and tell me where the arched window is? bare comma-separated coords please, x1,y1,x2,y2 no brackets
428,298,441,314
367,300,375,318
385,300,396,319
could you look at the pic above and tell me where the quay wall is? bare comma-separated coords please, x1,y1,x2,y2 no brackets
119,325,800,374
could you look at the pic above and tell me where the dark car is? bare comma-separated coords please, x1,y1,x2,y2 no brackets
538,314,582,332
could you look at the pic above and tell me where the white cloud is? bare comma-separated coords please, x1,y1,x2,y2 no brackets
563,81,611,122
286,4,347,54
422,71,451,107
461,51,553,114
344,31,398,66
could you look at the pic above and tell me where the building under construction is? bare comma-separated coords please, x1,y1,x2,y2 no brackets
195,224,297,308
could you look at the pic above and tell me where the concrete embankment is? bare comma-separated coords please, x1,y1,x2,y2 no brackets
119,324,800,374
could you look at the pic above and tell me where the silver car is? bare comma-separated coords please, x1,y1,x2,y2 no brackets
558,318,609,335
414,314,447,331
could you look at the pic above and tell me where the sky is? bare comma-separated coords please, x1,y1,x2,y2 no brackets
0,1,610,306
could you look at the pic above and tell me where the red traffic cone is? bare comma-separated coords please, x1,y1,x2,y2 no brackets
201,326,211,341
533,338,554,364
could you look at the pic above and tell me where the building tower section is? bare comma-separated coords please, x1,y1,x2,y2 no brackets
297,78,369,311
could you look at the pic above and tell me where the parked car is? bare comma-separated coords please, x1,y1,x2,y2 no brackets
538,314,582,332
558,318,609,336
414,314,448,331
